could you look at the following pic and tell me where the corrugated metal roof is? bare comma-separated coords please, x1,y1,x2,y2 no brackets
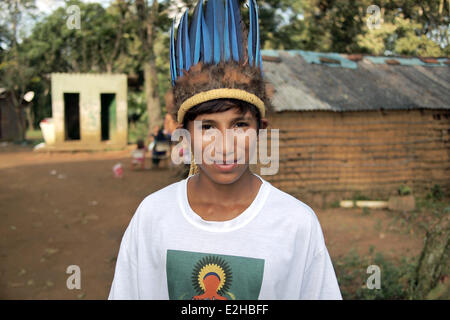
261,50,450,112
288,50,358,69
365,56,448,67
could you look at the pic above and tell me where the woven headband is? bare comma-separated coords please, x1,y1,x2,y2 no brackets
177,88,265,123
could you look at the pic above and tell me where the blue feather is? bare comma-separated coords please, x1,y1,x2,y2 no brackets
176,13,184,76
183,10,192,71
248,0,256,66
233,0,244,60
224,0,231,61
215,0,225,61
189,1,202,66
201,8,212,63
206,0,219,64
227,0,240,61
207,0,225,63
254,0,261,68
171,0,263,87
259,52,263,75
170,19,177,84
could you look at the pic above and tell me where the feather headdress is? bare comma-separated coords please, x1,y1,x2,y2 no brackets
169,0,270,122
169,0,272,175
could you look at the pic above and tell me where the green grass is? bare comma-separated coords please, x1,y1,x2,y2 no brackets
335,196,449,300
334,249,418,300
19,129,45,147
26,129,43,140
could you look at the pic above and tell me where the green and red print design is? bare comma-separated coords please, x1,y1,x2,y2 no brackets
166,250,265,300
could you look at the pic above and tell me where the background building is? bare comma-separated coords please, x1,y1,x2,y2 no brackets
46,73,128,151
261,50,450,208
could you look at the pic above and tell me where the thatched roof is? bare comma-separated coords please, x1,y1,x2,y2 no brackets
262,50,450,112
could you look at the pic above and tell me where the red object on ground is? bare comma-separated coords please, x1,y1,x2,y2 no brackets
113,163,123,178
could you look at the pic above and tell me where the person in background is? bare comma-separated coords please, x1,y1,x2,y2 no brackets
130,139,146,170
149,125,170,168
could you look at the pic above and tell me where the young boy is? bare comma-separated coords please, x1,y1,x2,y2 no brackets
109,0,341,300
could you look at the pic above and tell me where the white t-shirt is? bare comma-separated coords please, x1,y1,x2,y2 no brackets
108,174,342,300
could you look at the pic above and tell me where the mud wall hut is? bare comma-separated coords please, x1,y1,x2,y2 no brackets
260,50,450,208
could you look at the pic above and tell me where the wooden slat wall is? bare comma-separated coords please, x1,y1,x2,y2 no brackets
258,109,450,208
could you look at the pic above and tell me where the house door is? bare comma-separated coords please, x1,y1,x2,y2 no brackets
64,93,80,140
101,93,116,141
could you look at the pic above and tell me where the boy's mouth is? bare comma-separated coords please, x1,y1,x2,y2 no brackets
213,162,239,172
212,155,243,171
204,154,245,165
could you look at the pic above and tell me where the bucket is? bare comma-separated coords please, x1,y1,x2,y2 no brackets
39,118,55,145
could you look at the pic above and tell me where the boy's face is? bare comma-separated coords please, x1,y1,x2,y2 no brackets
187,106,265,185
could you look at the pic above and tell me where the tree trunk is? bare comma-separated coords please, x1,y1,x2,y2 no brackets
25,104,35,131
15,108,26,141
412,215,449,299
143,0,162,136
10,91,26,141
144,61,162,134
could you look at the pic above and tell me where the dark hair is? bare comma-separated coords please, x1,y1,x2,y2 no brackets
137,139,145,149
182,99,262,130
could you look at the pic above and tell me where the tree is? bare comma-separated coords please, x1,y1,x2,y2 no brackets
0,0,37,140
261,0,449,56
136,0,163,135
17,0,139,129
357,1,447,56
132,0,180,137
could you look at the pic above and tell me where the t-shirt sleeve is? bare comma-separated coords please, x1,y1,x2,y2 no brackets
299,247,342,300
298,209,342,300
108,206,141,300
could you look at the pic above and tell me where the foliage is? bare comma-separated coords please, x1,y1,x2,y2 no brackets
267,0,449,56
335,248,418,300
352,191,370,201
128,91,147,119
336,193,450,300
357,13,443,56
128,117,149,145
426,184,444,202
398,184,412,196
22,0,135,74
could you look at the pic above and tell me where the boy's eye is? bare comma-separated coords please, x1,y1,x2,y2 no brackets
234,122,249,128
201,124,213,130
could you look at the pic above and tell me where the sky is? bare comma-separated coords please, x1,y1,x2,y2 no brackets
36,0,113,14
35,0,185,19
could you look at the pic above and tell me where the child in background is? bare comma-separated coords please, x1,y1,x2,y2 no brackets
130,139,146,170
149,125,171,168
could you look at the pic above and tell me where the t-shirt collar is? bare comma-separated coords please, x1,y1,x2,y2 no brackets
178,173,270,232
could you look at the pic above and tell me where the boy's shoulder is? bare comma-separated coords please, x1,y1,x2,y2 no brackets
140,179,183,205
263,179,319,223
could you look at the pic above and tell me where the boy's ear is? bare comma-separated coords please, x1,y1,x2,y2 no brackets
260,118,269,130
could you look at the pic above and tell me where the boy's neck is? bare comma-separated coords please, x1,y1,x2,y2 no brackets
187,169,262,217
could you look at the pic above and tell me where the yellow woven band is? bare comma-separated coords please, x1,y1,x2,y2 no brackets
177,88,265,123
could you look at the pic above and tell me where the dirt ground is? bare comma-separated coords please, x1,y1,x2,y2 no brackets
0,143,424,299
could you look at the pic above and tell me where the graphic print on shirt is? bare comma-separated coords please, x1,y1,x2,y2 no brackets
166,250,265,300
192,255,232,300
